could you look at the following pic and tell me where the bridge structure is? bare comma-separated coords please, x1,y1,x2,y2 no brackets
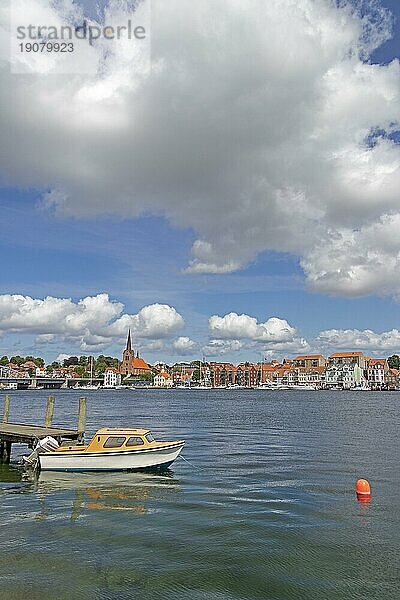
0,377,103,390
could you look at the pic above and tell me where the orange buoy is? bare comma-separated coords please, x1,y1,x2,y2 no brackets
356,478,371,502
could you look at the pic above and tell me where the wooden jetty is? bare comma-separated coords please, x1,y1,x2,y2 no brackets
0,394,86,464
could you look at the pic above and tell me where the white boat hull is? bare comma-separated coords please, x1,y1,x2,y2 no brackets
39,442,185,472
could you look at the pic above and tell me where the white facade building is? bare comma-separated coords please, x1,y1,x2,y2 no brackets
153,372,173,387
104,368,122,388
325,364,356,389
0,365,11,378
366,360,386,389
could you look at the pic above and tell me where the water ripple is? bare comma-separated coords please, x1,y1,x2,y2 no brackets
0,390,398,599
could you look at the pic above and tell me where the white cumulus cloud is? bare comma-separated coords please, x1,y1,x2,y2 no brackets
0,294,184,350
172,336,197,354
203,339,243,357
208,312,309,354
209,312,295,341
56,353,71,362
317,327,400,352
0,0,399,297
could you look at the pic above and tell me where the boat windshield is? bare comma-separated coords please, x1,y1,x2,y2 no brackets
126,436,144,446
103,436,126,448
145,432,155,443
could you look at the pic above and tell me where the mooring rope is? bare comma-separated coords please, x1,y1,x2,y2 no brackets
178,454,205,470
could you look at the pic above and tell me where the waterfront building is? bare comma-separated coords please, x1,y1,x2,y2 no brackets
120,330,152,376
210,362,237,387
325,364,356,389
104,368,122,388
172,363,196,385
387,368,399,389
236,363,261,387
301,366,325,387
280,366,297,386
153,371,173,387
365,359,387,389
173,372,191,386
328,352,366,369
0,365,11,378
294,354,325,368
260,361,284,384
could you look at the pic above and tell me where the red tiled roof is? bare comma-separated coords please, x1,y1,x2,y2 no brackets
158,371,172,379
329,352,363,358
132,357,151,370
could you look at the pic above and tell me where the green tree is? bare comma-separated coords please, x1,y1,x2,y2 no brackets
0,356,9,366
64,356,79,367
10,355,24,366
192,369,200,381
388,355,400,369
25,356,45,367
94,355,120,376
140,372,153,382
51,361,60,369
74,365,87,377
95,357,108,376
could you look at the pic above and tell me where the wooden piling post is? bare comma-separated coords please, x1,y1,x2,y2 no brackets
3,395,10,424
77,397,87,442
45,396,55,428
0,440,11,464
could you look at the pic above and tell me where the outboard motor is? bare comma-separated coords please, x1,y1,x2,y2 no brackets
22,436,59,467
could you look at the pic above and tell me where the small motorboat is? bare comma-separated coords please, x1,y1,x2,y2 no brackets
37,428,185,472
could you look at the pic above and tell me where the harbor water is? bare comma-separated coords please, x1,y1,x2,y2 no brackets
0,389,399,599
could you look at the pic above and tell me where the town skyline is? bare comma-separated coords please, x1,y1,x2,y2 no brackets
2,345,399,391
1,0,400,365
2,334,400,372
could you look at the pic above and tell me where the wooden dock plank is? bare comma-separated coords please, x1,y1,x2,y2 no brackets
0,422,80,443
0,395,85,463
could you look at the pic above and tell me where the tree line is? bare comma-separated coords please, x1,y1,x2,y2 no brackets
0,354,119,377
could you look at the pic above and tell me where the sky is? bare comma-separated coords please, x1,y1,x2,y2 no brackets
0,0,399,364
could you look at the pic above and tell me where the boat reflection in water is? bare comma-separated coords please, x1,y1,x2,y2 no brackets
22,469,181,520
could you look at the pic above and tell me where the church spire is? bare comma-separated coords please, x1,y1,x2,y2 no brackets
126,329,132,352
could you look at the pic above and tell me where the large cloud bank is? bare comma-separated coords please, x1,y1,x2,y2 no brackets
0,293,399,357
0,0,399,296
0,293,184,350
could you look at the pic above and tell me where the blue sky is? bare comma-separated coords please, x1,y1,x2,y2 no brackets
0,0,399,363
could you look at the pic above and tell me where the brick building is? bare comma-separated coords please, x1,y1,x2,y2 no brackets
120,330,152,376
